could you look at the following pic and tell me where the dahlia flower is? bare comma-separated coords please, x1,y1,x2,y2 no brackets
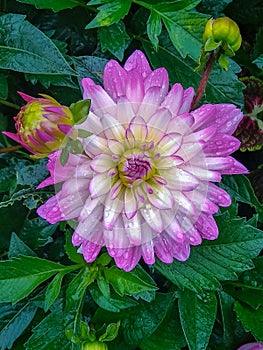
37,50,248,271
3,92,74,158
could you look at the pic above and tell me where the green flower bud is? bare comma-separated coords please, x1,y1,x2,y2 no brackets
203,17,242,53
83,341,108,350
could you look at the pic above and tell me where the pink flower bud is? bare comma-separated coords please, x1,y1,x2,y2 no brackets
3,92,74,158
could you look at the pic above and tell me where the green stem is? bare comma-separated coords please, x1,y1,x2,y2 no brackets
190,52,216,110
0,99,20,110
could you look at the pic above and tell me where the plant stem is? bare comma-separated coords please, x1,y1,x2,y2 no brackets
191,52,216,110
0,145,22,153
0,99,20,110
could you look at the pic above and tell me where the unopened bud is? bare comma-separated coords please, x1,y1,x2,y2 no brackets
3,92,74,158
203,17,242,54
83,341,108,350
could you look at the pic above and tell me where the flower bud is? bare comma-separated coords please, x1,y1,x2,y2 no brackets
203,17,242,53
3,92,74,158
83,341,108,350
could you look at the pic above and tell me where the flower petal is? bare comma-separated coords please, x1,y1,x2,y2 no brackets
103,60,128,101
89,173,111,198
157,132,182,156
129,115,148,140
124,188,138,219
90,153,115,173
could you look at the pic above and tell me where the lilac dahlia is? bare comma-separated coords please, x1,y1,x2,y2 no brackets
37,50,248,271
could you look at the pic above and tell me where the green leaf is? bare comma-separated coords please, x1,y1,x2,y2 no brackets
99,321,120,342
85,0,132,29
44,272,65,311
0,301,38,350
0,73,8,99
8,232,37,259
220,175,263,221
142,32,244,107
20,217,57,249
0,167,16,194
65,267,96,334
0,14,77,75
253,54,263,68
25,300,71,350
70,99,91,124
0,256,66,303
98,21,130,60
64,229,85,264
73,56,108,85
89,284,138,312
161,11,208,60
140,301,187,350
104,266,157,296
93,292,175,346
147,11,162,50
155,213,263,292
223,257,263,310
217,291,241,350
137,0,202,12
178,290,217,350
17,0,84,12
234,302,263,341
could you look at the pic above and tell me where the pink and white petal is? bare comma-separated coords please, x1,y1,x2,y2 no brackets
146,183,175,210
107,139,125,156
124,50,152,77
187,228,202,246
103,60,128,101
156,155,184,169
141,241,155,265
138,87,166,120
116,98,135,125
191,104,216,131
18,91,34,103
110,179,123,200
140,204,164,233
84,134,108,157
103,193,123,230
144,68,169,101
147,108,172,140
79,197,100,222
81,78,116,114
89,173,112,198
82,240,102,263
154,235,173,263
214,104,243,134
37,196,64,224
171,241,191,261
113,246,141,272
180,164,222,182
125,70,145,104
122,212,142,245
75,205,104,240
161,83,184,116
160,168,199,192
203,133,241,156
129,115,148,140
124,188,138,219
101,114,125,140
166,114,194,135
157,132,182,156
183,125,217,143
90,153,115,173
174,191,197,216
207,183,231,207
185,189,218,215
204,156,247,174
77,111,103,134
178,87,195,114
194,214,219,240
176,141,204,162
